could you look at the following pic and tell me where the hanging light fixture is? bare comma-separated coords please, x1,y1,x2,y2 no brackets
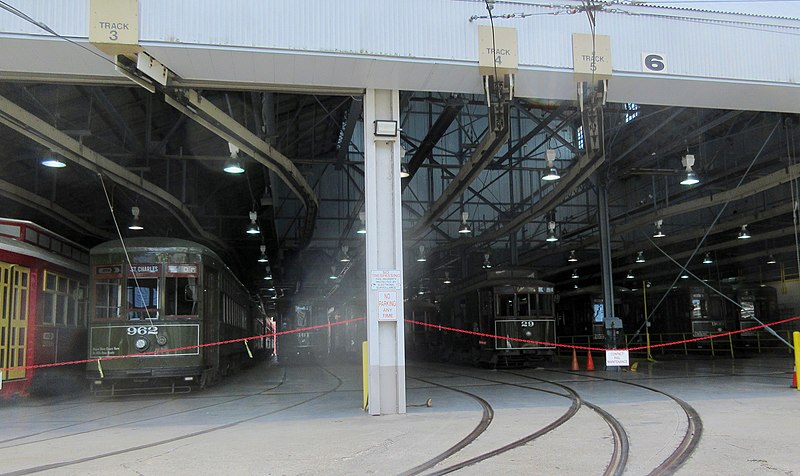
737,224,751,239
545,220,558,242
329,266,338,280
541,149,561,181
224,143,245,174
128,206,144,231
400,163,410,178
443,272,452,284
257,245,269,263
263,265,273,280
416,245,427,262
680,154,700,185
635,251,645,263
41,151,66,168
482,251,492,269
458,211,472,234
680,273,689,279
339,245,351,262
626,270,635,279
246,211,260,235
766,254,776,264
703,252,713,264
653,219,666,238
357,211,367,235
571,269,579,279
567,250,578,262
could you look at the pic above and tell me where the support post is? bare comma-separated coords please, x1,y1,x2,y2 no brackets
598,182,619,350
363,89,406,415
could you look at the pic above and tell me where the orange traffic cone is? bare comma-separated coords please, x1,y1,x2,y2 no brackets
586,351,595,371
571,349,579,371
792,366,797,389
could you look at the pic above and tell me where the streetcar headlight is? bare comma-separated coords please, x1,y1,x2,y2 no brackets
134,337,149,351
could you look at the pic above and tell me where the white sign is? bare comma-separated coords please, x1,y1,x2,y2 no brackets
478,26,519,76
572,33,612,81
642,53,668,73
370,270,402,290
605,349,630,367
377,291,398,322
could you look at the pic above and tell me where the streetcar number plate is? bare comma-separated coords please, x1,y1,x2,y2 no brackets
127,326,159,335
520,321,535,327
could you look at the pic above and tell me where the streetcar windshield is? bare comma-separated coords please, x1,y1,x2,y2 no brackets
127,278,159,320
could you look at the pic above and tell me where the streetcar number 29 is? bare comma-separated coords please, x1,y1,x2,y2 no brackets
520,321,535,327
127,326,158,335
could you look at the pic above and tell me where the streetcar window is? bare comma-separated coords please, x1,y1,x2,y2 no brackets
517,294,531,317
127,278,159,320
165,277,197,316
496,294,515,317
95,278,122,319
538,293,554,317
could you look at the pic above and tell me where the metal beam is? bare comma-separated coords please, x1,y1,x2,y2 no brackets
404,99,465,185
0,93,228,251
164,88,319,249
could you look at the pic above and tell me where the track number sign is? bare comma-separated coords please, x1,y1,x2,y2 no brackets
642,53,667,73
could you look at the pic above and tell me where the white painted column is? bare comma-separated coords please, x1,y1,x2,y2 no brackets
363,89,406,415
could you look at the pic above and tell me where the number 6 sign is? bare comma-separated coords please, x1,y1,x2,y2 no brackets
642,53,667,73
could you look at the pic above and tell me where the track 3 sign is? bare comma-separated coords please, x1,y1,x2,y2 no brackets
377,291,398,322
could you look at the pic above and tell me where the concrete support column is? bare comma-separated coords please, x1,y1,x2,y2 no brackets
363,89,406,415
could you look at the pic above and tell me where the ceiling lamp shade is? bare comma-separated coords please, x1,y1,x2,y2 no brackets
400,162,410,178
702,252,713,264
482,251,492,269
458,212,472,234
357,211,367,235
626,270,635,279
339,245,351,262
224,143,245,174
416,245,427,262
545,220,558,242
738,224,751,239
246,211,260,235
41,152,66,168
571,269,579,279
443,272,452,284
567,250,578,262
635,251,645,263
257,245,269,263
541,149,561,181
680,154,700,185
653,219,665,238
329,266,338,280
128,206,144,231
766,254,777,264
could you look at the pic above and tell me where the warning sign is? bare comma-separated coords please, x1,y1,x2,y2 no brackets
377,291,398,322
370,270,402,290
605,349,630,367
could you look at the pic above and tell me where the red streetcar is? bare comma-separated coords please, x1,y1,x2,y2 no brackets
0,218,89,398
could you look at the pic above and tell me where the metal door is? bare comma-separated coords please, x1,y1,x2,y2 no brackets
0,263,30,381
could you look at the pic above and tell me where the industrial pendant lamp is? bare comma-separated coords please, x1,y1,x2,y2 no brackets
41,151,66,168
482,251,492,269
458,211,471,234
626,270,635,279
737,224,751,239
635,251,645,263
257,245,269,263
246,211,260,235
443,272,452,284
680,154,700,185
128,206,144,231
339,245,351,262
571,269,579,279
541,149,561,181
545,220,558,242
567,250,578,262
702,252,713,264
653,219,666,238
416,245,427,262
224,143,245,174
766,254,776,265
357,211,367,235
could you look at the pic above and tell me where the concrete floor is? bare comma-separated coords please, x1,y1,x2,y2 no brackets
0,355,797,475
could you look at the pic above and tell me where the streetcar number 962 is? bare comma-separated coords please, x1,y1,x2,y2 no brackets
127,326,159,335
520,321,535,327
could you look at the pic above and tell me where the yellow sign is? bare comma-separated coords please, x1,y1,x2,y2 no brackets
478,26,518,76
89,0,140,55
572,33,612,82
